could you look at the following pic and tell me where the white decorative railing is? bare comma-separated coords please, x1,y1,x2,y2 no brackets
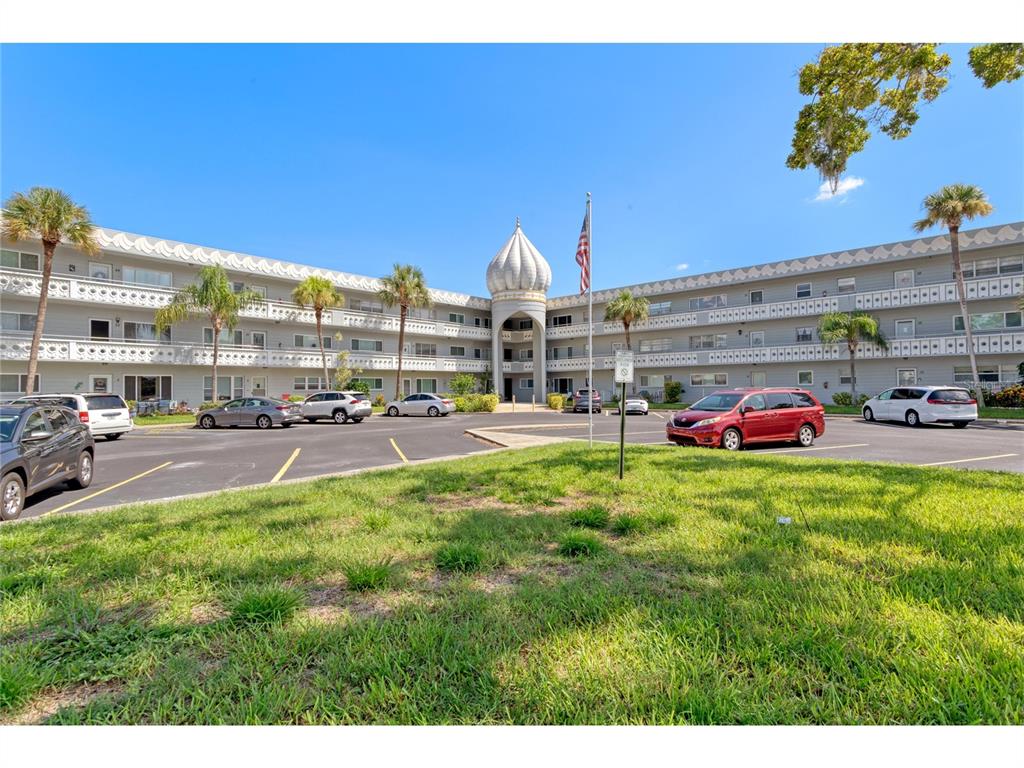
0,335,492,372
501,330,534,343
0,268,493,341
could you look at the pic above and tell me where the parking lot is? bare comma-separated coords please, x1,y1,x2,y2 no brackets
10,411,1022,521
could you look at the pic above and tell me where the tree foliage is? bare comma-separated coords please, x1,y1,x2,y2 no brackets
788,44,1022,191
293,275,344,389
817,311,888,400
603,289,651,352
377,264,432,399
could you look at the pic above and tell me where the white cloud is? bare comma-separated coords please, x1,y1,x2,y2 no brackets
675,262,690,272
815,176,865,201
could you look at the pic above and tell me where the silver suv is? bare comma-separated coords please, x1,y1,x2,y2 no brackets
300,391,372,423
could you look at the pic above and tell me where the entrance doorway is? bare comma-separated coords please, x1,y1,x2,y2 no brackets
251,375,267,396
503,378,513,400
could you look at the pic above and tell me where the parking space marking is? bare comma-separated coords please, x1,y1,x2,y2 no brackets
389,438,409,464
651,412,665,419
764,442,870,454
919,453,1019,467
271,448,301,483
42,461,174,517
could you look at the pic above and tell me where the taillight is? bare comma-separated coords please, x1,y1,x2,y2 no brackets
79,411,89,423
275,405,289,411
442,399,453,405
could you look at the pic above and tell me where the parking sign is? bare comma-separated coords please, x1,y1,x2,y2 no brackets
614,350,634,384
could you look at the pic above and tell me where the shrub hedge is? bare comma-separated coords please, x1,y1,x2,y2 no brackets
547,393,565,411
453,393,499,412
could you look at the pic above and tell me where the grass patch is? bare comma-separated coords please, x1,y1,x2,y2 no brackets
566,505,610,529
229,586,301,625
132,413,196,426
435,543,484,573
342,559,394,591
1,443,1022,724
557,531,604,558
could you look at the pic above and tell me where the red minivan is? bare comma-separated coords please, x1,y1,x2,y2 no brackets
665,388,825,451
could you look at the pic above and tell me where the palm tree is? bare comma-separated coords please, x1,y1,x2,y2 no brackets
604,290,651,394
155,265,262,402
292,276,344,389
913,184,995,407
817,311,889,402
2,187,99,395
377,264,432,399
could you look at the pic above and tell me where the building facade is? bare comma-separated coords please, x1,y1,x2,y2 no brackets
2,220,1022,406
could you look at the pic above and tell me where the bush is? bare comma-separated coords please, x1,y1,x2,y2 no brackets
832,391,853,406
454,393,498,412
349,380,371,396
557,532,603,558
567,505,610,529
198,401,220,411
664,380,683,403
342,558,394,591
229,586,301,625
547,393,565,411
435,543,484,573
856,393,870,406
373,394,387,408
990,384,1024,408
449,373,477,397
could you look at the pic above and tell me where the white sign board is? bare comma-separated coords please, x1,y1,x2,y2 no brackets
614,350,634,384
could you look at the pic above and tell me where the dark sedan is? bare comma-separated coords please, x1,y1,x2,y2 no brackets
196,397,303,429
1,404,95,521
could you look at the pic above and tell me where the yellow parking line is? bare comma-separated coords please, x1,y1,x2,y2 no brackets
920,453,1018,467
43,461,173,517
271,448,301,483
769,442,869,454
389,438,409,464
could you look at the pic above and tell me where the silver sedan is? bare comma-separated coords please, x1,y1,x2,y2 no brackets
196,397,303,429
384,393,456,417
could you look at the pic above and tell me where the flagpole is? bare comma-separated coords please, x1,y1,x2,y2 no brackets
587,192,593,448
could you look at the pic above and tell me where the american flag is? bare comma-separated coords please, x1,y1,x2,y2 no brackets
575,212,590,295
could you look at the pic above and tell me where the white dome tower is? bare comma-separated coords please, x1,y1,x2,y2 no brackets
487,219,551,400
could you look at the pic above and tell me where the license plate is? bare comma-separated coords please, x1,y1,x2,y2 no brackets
103,412,120,418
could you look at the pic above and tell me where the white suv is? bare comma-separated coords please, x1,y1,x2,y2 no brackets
300,391,372,423
861,385,978,428
11,393,134,440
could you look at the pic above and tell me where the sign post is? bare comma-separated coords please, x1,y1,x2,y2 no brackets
614,350,634,480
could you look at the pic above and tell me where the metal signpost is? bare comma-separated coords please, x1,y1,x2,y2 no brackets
614,350,634,480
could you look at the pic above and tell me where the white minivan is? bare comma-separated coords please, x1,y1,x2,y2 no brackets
861,386,978,428
12,393,134,440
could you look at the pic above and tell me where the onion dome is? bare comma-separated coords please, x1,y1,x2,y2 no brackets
486,218,552,295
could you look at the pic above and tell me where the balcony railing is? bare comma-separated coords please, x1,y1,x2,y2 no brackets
0,334,492,373
544,274,1024,340
0,267,493,341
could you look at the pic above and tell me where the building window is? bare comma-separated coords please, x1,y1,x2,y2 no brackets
749,331,765,347
519,349,534,361
795,283,812,299
251,331,266,349
690,373,728,386
648,301,672,316
473,348,491,360
796,327,814,343
839,369,853,385
551,315,573,326
897,369,918,386
688,294,726,311
1,249,40,271
894,319,915,338
88,262,112,280
518,319,534,330
473,317,492,328
519,378,534,389
415,378,437,394
549,346,575,360
639,374,669,388
837,277,856,294
127,375,174,401
413,343,437,357
639,338,674,353
448,313,465,325
998,255,1023,275
292,376,328,392
449,346,465,357
749,290,763,305
0,373,40,393
687,335,725,350
797,370,813,386
349,298,384,314
550,377,574,394
351,377,384,391
294,334,331,349
750,371,767,387
894,269,915,289
0,312,36,332
205,328,244,346
124,322,171,342
953,311,1022,331
123,266,172,287
351,338,383,352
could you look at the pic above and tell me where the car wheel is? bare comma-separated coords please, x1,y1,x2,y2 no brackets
199,414,216,429
427,406,439,417
256,415,273,429
863,407,874,422
387,406,400,417
1,472,25,521
798,424,815,447
333,410,348,424
905,410,920,427
721,428,742,451
105,433,122,441
67,451,94,490
953,421,970,429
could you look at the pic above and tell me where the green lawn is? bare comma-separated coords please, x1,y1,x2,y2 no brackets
132,413,196,426
824,404,1024,420
1,444,1022,724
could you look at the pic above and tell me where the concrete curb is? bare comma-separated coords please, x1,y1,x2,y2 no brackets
824,413,1023,426
463,427,572,449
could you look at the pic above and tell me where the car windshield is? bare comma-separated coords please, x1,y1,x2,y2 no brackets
931,389,972,402
0,413,20,442
690,393,743,412
85,395,126,410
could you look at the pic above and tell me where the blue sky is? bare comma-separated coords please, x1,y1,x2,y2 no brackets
2,43,1021,298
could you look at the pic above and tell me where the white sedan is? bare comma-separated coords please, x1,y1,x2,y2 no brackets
862,386,977,428
615,396,650,415
385,393,456,417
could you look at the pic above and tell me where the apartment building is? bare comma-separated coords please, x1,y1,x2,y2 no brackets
1,220,1022,406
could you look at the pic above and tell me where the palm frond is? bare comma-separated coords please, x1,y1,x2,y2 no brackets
1,187,99,253
913,183,994,232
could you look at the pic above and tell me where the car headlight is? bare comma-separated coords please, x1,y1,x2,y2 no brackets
693,416,721,428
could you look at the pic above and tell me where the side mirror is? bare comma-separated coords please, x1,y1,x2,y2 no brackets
741,406,754,415
22,430,51,442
